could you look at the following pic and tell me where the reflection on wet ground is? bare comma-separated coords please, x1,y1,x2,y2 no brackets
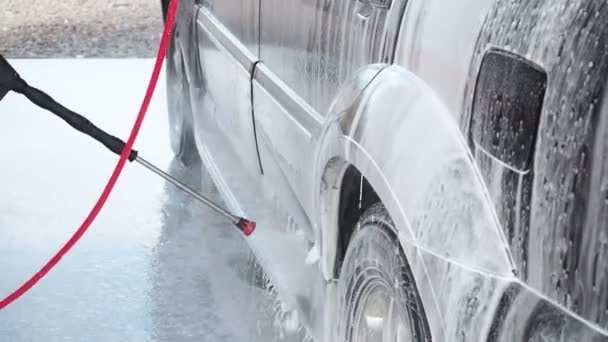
150,159,297,342
0,59,304,342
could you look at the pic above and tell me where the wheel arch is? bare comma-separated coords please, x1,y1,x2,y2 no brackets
315,63,514,279
314,64,518,340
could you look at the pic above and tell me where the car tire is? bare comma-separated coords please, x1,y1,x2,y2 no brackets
166,41,198,165
337,203,431,342
160,0,169,22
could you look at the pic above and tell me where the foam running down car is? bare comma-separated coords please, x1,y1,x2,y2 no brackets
161,0,608,340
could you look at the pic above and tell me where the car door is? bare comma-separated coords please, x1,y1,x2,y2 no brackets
192,0,262,178
254,0,408,218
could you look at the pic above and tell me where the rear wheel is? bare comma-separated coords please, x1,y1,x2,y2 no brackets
166,38,198,165
160,0,169,22
337,204,430,342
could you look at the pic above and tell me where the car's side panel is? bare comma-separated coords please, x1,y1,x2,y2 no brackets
192,4,261,178
419,248,608,341
254,0,407,221
252,65,323,220
454,0,608,330
204,0,259,56
394,0,494,122
259,0,406,115
481,1,608,330
394,0,608,331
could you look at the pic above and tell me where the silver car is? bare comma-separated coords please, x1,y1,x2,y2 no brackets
163,0,608,340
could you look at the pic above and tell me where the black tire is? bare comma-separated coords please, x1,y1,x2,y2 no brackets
337,203,431,342
160,0,169,22
166,38,199,165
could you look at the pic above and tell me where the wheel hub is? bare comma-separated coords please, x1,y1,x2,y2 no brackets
352,282,413,342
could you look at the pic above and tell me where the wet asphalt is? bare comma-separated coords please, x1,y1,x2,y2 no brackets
4,5,306,341
0,60,301,341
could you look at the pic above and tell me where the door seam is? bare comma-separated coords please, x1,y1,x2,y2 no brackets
251,60,264,174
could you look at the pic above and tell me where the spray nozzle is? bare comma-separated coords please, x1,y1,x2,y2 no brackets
236,218,256,237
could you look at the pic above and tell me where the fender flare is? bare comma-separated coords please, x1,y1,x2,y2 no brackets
314,63,515,283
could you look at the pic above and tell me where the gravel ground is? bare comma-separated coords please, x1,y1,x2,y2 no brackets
1,0,164,58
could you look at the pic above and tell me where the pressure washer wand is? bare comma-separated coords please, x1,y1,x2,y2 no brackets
0,55,255,236
136,156,254,234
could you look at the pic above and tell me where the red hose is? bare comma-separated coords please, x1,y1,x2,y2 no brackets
0,0,179,310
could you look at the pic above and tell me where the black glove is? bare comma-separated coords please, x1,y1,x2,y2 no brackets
0,54,27,101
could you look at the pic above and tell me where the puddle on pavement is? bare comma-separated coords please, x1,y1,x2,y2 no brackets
148,158,310,342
